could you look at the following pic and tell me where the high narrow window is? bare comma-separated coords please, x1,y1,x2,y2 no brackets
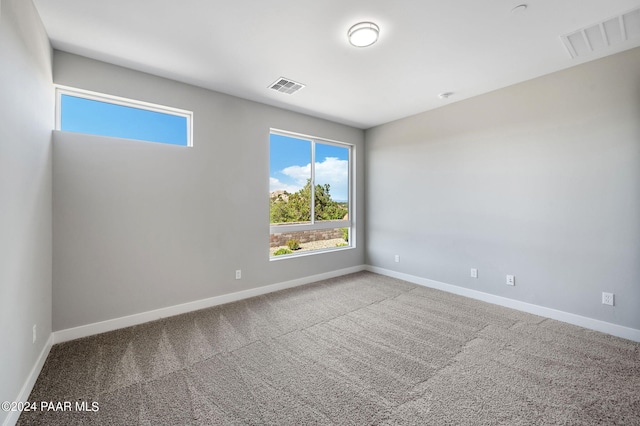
56,86,193,146
269,130,353,258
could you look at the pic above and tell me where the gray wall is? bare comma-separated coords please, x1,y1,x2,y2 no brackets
52,52,365,331
0,0,53,420
366,47,640,330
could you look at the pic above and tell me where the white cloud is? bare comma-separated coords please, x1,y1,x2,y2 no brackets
315,157,348,190
281,163,311,187
269,177,302,193
272,157,349,200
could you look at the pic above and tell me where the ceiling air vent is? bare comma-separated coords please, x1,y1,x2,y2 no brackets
269,77,305,95
561,8,640,58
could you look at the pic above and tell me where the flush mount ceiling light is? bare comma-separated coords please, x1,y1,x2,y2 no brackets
510,4,528,15
348,22,380,47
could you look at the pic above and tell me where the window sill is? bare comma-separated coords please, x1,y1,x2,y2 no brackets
269,245,355,261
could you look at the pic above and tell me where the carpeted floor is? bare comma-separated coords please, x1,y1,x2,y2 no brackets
18,271,640,425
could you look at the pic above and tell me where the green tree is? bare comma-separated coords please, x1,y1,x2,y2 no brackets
313,183,346,220
270,180,346,224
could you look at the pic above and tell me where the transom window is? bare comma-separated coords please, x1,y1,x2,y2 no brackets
55,86,193,147
269,130,353,258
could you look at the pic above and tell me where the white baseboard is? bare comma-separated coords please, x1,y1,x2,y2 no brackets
8,263,636,426
366,265,640,343
2,335,53,426
53,265,366,344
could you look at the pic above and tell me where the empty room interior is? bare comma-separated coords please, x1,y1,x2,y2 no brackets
2,0,640,424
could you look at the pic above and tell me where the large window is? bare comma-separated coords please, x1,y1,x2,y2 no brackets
56,86,193,147
269,130,353,258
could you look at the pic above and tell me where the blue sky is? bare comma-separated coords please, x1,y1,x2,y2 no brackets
61,95,188,146
270,133,349,202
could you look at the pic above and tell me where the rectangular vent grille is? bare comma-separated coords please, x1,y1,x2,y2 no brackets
269,77,305,94
561,8,640,58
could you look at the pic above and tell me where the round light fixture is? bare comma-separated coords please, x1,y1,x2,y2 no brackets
510,4,527,14
348,22,380,47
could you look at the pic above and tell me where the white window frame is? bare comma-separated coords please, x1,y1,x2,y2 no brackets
55,85,194,147
269,129,355,259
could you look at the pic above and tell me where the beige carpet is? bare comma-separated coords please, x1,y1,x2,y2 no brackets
18,272,640,425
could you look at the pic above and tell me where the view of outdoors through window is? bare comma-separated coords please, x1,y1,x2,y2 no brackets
269,132,351,257
59,90,191,146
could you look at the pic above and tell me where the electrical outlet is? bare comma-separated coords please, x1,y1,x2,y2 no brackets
470,268,478,278
602,292,614,306
506,275,515,286
32,325,36,344
394,255,400,263
235,270,241,280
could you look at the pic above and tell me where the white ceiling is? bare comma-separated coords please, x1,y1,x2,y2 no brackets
32,0,640,129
